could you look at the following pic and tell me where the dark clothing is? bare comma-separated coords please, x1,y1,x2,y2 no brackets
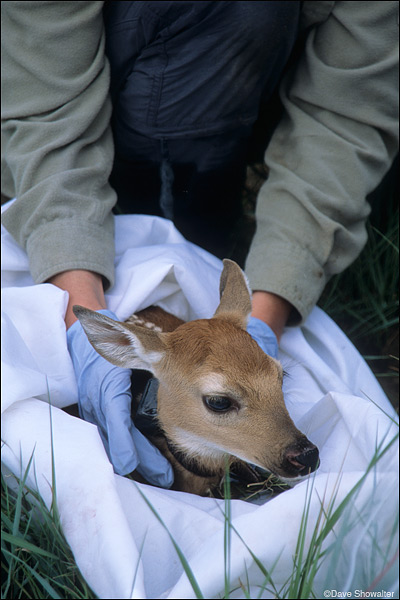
104,1,300,256
4,2,397,320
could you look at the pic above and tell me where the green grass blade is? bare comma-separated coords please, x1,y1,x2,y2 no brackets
223,459,232,598
135,485,204,599
1,532,59,560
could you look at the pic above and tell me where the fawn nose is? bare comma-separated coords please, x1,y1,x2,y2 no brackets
286,444,319,475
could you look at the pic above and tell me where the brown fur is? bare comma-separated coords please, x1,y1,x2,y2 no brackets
73,260,318,496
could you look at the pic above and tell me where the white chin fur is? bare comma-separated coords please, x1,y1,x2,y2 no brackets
171,427,263,467
172,427,227,461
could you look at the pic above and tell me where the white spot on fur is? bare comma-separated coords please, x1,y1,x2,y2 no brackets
199,373,228,395
126,315,163,332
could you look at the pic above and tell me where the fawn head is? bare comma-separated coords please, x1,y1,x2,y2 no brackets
73,260,319,480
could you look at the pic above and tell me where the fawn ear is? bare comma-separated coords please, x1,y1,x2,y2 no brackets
213,259,252,329
72,306,166,370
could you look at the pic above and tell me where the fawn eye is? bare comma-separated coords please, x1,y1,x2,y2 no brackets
203,395,233,413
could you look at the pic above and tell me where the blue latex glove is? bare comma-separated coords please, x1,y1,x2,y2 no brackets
246,316,279,359
67,309,174,488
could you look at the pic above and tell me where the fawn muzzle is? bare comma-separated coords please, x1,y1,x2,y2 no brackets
282,442,320,477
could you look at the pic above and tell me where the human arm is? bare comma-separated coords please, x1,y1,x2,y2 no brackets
66,306,174,486
1,2,174,484
244,291,290,359
245,1,399,325
48,270,107,330
1,1,116,288
251,290,291,342
47,269,173,485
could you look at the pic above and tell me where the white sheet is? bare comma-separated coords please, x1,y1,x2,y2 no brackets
2,205,398,599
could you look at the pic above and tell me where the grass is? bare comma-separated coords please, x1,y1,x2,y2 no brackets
318,158,399,410
318,212,399,409
319,219,398,341
1,443,96,600
3,425,398,599
1,468,95,599
284,430,399,599
2,161,398,598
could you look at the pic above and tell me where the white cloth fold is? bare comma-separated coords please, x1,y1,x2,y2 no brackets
2,206,398,599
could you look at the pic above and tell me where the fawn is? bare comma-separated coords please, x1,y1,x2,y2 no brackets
73,259,319,496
